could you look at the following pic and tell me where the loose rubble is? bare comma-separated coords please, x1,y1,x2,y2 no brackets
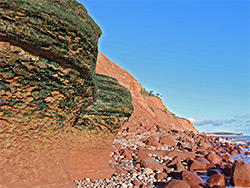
75,128,250,188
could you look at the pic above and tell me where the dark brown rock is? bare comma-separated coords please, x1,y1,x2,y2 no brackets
238,147,244,153
0,1,134,187
245,151,250,155
230,149,238,155
221,164,232,177
207,169,222,176
221,154,233,163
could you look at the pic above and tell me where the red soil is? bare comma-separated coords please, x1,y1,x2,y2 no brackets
96,52,197,134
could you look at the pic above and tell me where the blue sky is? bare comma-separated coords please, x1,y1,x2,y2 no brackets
79,0,250,134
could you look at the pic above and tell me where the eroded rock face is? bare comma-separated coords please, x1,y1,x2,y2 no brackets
0,1,133,187
96,52,198,134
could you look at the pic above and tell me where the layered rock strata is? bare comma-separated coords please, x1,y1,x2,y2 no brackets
0,1,133,187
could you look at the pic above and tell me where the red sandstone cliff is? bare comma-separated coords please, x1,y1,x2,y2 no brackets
96,52,198,134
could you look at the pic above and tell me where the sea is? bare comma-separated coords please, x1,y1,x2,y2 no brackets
223,135,250,164
199,135,250,187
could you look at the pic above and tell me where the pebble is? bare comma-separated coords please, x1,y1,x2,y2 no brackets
143,167,154,175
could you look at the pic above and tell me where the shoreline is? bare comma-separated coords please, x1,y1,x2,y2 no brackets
74,130,250,187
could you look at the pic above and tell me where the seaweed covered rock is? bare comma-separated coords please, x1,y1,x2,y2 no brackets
0,0,101,81
0,1,133,187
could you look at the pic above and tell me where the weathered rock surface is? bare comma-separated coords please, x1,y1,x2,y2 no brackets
96,52,198,134
0,1,133,187
230,160,250,187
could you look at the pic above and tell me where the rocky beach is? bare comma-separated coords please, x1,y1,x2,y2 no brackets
0,0,249,188
74,129,250,188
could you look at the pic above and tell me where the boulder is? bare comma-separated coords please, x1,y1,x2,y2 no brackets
146,136,161,147
207,174,225,186
189,160,207,171
199,158,215,169
198,140,212,150
181,170,204,188
140,159,163,172
230,160,250,187
205,152,222,165
159,136,176,146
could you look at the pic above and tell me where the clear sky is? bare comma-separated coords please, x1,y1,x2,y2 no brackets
78,0,250,135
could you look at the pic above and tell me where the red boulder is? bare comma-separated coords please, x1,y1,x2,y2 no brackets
207,174,225,186
205,152,222,165
159,136,176,146
189,160,207,171
181,170,204,188
140,159,163,172
230,160,250,187
145,136,160,147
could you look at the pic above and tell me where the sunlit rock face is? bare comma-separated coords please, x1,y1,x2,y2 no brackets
96,52,198,134
0,1,133,187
